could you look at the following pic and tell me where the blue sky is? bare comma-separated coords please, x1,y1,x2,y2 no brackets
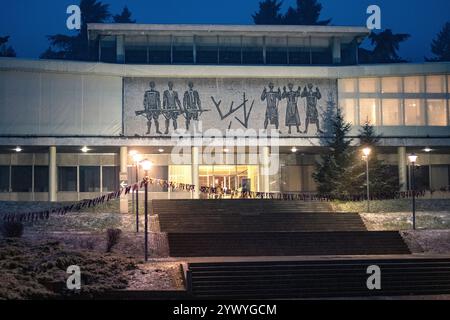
0,0,449,61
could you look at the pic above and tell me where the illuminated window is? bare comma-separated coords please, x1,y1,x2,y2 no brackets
426,75,445,93
339,99,356,124
381,77,402,93
404,76,423,93
358,78,378,93
382,99,401,126
359,99,378,125
427,99,447,126
404,99,424,126
448,75,450,93
338,79,356,93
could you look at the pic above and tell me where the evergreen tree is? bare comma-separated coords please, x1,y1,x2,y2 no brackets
283,0,331,25
113,6,136,23
252,0,284,25
0,36,17,57
313,107,356,197
40,0,111,60
427,22,450,62
362,29,410,63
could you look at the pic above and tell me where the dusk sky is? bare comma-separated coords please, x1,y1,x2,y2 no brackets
1,0,449,61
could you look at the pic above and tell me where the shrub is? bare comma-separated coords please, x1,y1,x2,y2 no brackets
106,228,122,253
1,221,24,238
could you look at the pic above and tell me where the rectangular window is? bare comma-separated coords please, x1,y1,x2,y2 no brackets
58,167,77,192
339,99,356,124
79,166,100,192
11,166,32,192
426,75,446,93
266,37,288,65
173,36,193,64
404,99,424,126
196,36,218,64
148,35,171,64
381,77,402,93
382,99,401,126
102,166,119,192
358,78,378,93
427,99,447,126
219,36,241,64
404,76,423,93
34,166,49,192
242,37,263,65
99,36,116,63
359,99,378,125
0,166,9,192
448,75,450,93
124,36,148,64
288,37,310,65
338,79,357,93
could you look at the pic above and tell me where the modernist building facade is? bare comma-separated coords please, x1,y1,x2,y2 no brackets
0,24,449,211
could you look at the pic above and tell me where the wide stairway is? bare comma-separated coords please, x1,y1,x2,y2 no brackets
152,200,410,257
186,257,450,299
153,200,450,298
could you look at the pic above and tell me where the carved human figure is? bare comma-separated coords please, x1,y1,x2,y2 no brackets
261,82,282,131
301,83,323,134
163,81,182,134
282,83,302,134
183,82,202,130
143,81,162,134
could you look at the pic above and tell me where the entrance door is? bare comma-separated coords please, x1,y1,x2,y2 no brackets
199,165,260,198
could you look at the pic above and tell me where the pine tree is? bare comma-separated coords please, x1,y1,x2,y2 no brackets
113,6,136,23
40,0,111,60
252,0,284,25
313,107,356,198
283,0,331,25
427,22,450,62
0,36,17,57
363,29,410,63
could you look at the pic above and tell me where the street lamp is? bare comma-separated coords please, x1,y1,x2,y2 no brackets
362,147,372,213
130,151,142,233
408,154,418,230
140,159,153,262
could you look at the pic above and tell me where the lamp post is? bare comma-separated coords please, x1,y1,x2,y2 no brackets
131,152,142,233
362,147,372,213
140,159,153,262
408,154,418,230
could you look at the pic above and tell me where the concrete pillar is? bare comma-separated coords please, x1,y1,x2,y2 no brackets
332,37,341,64
191,147,200,199
48,146,57,202
260,146,271,192
120,146,128,213
116,35,125,63
398,147,407,192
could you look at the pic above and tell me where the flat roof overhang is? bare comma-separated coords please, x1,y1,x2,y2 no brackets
87,23,370,42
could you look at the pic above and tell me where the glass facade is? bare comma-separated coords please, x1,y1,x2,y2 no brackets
339,75,450,126
79,166,101,192
0,166,10,192
58,167,77,192
11,166,32,192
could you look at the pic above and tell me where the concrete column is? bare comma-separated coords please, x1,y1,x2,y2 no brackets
332,37,341,64
120,146,128,213
260,146,271,192
398,147,407,192
116,35,125,63
191,147,200,199
48,146,57,202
